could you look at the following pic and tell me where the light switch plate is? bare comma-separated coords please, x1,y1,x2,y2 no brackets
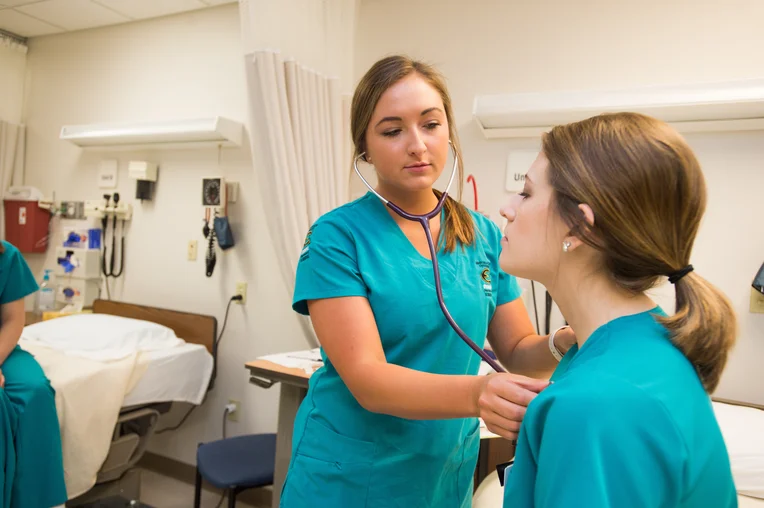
751,288,764,314
226,181,239,203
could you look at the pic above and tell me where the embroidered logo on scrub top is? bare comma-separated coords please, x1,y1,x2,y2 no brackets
300,229,312,260
477,262,493,297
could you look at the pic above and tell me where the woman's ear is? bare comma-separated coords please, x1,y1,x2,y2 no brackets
562,204,595,253
578,203,595,228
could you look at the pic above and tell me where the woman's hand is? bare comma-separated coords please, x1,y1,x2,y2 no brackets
474,373,550,441
0,367,5,388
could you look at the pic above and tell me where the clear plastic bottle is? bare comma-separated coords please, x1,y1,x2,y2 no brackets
37,269,56,313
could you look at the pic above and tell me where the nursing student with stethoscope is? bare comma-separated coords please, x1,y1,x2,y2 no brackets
280,55,576,508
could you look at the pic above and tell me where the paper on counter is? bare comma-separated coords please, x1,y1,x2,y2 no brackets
259,348,323,375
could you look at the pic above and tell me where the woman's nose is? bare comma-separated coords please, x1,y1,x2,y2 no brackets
499,202,516,222
408,131,427,156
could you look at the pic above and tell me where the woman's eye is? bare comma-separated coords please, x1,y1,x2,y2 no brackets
382,129,401,137
519,192,530,199
424,122,440,130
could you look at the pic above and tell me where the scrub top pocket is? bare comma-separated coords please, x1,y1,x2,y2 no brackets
280,416,376,508
456,422,481,507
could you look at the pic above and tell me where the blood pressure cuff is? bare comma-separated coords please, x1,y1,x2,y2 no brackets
214,216,235,250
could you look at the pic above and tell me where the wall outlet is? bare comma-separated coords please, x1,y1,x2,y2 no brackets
227,400,240,422
751,288,764,314
235,282,247,304
187,240,197,261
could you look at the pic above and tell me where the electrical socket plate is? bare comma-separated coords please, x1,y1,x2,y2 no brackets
235,282,247,304
227,400,240,422
751,288,764,314
187,240,197,261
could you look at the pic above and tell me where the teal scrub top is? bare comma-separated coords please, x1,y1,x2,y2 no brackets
504,308,737,508
282,192,522,508
0,241,38,307
0,241,67,508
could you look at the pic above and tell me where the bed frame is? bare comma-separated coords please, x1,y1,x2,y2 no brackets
66,300,217,507
713,397,764,412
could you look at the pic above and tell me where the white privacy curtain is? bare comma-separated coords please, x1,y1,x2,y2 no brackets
243,50,349,347
0,121,25,239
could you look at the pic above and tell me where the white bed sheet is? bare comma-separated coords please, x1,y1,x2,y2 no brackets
740,495,764,508
122,342,213,408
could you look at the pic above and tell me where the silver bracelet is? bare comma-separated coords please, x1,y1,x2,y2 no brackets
548,325,570,362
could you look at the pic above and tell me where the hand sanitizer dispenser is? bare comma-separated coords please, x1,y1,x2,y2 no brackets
37,270,55,313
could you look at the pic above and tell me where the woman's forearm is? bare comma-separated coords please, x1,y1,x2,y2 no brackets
350,362,482,420
0,316,24,365
498,334,558,379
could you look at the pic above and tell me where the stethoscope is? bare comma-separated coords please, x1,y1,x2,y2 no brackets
353,142,505,373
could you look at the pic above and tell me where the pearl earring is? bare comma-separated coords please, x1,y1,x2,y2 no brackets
562,241,571,253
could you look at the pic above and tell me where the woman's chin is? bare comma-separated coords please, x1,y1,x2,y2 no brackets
402,179,439,194
499,252,527,279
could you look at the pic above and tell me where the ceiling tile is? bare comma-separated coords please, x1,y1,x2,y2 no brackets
95,0,207,20
0,8,62,36
17,0,130,31
0,0,46,6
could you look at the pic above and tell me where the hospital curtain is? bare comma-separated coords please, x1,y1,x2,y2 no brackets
0,121,26,239
242,51,350,348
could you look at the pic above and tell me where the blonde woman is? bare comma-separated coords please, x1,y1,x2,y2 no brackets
281,55,577,507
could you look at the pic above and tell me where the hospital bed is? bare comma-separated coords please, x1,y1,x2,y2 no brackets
473,398,764,507
19,299,217,507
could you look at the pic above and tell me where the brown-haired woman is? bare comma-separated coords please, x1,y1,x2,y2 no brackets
0,240,66,507
283,55,577,507
500,112,737,507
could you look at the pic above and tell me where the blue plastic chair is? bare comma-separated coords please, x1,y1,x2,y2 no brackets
194,434,277,508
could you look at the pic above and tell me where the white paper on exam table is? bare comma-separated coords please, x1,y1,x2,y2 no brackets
258,348,323,375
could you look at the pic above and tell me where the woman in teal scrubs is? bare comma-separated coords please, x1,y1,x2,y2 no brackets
281,55,578,507
499,112,737,507
0,240,67,507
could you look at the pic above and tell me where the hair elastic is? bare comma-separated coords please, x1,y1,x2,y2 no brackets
668,265,694,284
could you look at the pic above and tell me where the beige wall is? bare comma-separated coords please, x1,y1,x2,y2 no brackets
0,42,26,124
240,0,358,92
21,2,355,465
356,0,764,402
15,0,764,469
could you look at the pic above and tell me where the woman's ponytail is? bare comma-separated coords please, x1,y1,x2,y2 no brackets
658,273,737,393
433,189,476,253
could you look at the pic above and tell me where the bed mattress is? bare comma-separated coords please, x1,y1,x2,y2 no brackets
122,342,213,408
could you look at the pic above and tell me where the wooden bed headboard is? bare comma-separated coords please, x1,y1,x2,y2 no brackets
92,299,217,354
